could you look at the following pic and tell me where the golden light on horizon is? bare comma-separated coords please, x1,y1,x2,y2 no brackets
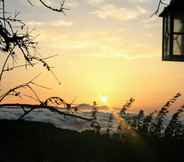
100,96,108,104
5,0,184,113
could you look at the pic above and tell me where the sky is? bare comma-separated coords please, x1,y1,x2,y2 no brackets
1,0,184,112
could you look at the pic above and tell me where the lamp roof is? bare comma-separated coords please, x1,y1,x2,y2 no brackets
159,0,184,17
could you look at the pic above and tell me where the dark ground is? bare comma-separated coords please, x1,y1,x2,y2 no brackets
0,119,183,162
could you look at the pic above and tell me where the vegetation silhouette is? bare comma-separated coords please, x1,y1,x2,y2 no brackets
0,1,184,162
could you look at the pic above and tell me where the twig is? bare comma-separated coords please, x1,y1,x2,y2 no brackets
0,103,94,121
0,74,42,103
39,0,69,13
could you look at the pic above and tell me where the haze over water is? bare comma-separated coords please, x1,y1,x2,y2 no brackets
2,0,184,112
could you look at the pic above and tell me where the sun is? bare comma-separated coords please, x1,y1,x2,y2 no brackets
100,96,108,104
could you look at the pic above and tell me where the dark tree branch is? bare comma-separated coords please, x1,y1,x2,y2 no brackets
39,0,69,13
0,103,94,121
0,0,62,84
0,74,42,103
2,55,57,74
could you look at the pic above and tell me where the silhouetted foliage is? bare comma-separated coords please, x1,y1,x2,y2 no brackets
106,113,113,134
141,111,157,135
120,97,135,117
118,93,184,139
0,119,184,162
90,120,101,134
136,109,145,130
150,93,181,137
165,105,184,138
92,101,98,120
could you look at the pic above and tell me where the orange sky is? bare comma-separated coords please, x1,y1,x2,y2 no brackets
1,0,184,112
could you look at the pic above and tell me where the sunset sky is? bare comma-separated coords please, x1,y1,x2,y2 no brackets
2,0,184,112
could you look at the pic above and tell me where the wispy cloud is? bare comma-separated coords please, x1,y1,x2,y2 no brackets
65,0,79,8
22,0,52,7
35,25,160,61
27,20,73,27
91,4,148,21
87,0,104,6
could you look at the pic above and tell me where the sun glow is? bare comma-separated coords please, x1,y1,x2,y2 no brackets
100,96,108,104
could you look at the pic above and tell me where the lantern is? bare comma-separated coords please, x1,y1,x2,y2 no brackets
159,0,184,61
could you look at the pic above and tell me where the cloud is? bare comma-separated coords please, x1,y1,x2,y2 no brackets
51,20,73,27
23,0,52,7
36,25,159,61
91,4,147,21
65,0,79,8
87,0,104,6
27,20,73,27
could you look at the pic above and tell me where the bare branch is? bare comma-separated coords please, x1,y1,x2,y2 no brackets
0,0,62,84
39,0,69,13
0,103,94,121
0,75,42,103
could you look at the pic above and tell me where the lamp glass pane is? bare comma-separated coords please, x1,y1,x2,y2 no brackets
173,34,184,55
174,13,184,33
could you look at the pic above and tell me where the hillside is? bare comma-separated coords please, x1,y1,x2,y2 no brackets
0,119,183,162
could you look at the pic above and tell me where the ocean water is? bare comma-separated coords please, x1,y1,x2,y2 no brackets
0,106,183,133
0,107,118,132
